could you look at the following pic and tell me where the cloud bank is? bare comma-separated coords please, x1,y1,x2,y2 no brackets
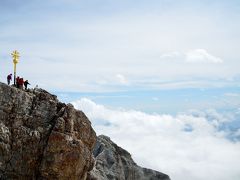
72,98,240,180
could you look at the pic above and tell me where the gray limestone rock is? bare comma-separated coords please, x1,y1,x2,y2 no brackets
88,135,170,180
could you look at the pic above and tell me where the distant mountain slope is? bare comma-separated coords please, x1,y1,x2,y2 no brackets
88,135,170,180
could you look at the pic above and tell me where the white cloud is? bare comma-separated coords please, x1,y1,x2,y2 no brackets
160,49,223,64
72,98,240,180
185,49,223,63
116,74,129,85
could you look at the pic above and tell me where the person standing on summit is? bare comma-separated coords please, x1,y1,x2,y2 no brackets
24,80,30,90
18,78,24,90
7,74,12,85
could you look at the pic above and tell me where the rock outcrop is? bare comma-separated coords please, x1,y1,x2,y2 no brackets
0,82,96,179
88,135,170,180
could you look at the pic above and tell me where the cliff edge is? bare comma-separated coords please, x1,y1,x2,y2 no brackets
0,82,96,179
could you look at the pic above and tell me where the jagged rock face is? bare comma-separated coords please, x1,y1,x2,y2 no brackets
88,135,170,180
0,82,96,179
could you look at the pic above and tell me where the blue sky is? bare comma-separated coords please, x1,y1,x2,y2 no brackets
56,87,240,114
1,1,240,179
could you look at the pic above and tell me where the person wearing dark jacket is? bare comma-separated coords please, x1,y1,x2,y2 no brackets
16,76,20,88
24,80,30,90
7,74,12,85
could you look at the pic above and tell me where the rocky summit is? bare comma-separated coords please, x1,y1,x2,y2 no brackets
0,82,96,179
0,82,170,180
88,135,170,180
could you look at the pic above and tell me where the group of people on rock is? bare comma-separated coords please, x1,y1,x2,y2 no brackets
7,73,30,90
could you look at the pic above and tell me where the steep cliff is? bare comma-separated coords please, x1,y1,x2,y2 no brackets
0,82,96,179
88,135,170,180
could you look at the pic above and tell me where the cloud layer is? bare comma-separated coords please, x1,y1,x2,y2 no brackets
72,98,240,180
